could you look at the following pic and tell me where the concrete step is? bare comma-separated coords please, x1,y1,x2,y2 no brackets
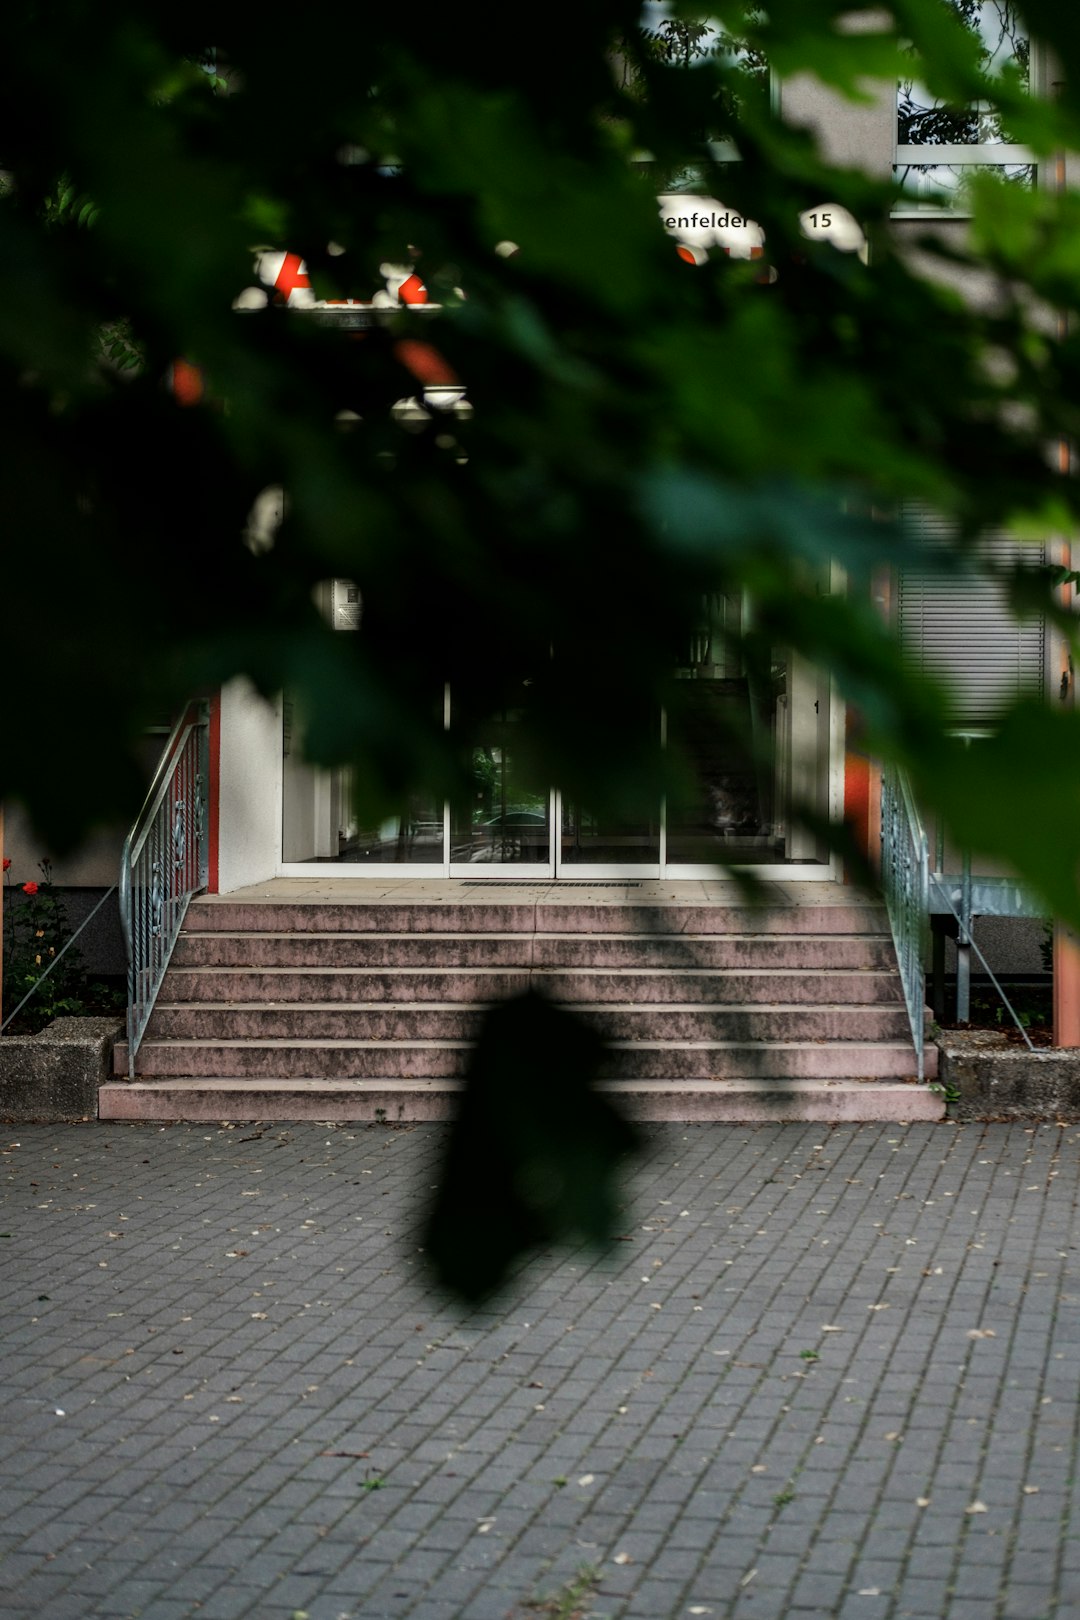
97,1076,945,1124
144,1002,914,1044
119,890,937,1122
156,965,906,1005
187,900,891,937
116,1036,930,1081
171,931,898,971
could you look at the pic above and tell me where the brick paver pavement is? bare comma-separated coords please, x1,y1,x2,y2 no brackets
1,1121,1078,1620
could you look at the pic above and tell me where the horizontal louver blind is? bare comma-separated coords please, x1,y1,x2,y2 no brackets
898,507,1046,723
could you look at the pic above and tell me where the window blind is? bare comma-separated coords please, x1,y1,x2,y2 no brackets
897,507,1047,723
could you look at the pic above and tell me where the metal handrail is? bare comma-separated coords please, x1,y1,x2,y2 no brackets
880,761,930,1083
121,701,210,1077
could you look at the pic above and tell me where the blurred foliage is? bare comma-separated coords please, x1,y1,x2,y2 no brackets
0,15,1080,861
9,0,1080,1294
899,0,1030,146
424,992,639,1301
3,6,1080,899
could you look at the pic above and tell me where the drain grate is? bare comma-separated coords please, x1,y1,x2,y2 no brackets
468,880,643,888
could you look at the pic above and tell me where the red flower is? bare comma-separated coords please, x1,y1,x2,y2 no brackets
2,858,10,871
21,881,38,895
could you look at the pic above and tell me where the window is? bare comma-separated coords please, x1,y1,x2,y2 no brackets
894,0,1035,215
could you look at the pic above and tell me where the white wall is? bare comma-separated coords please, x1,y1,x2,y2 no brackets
781,73,894,179
216,678,281,893
2,802,128,887
3,727,165,887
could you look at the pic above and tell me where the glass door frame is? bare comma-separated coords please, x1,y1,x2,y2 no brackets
447,786,557,881
549,788,661,880
276,670,843,881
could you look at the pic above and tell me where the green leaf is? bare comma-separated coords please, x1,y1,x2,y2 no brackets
423,992,639,1302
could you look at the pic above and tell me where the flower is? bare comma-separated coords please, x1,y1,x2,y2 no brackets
2,858,10,871
22,882,38,896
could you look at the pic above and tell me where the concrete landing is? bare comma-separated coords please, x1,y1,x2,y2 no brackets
196,876,885,910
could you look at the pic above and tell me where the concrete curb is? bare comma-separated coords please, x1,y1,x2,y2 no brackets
936,1027,1080,1119
0,1016,123,1122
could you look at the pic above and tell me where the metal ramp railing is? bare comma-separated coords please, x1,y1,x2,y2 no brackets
880,747,1044,1075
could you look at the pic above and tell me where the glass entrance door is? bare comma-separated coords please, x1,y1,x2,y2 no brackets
278,670,834,877
661,644,834,875
278,585,836,877
556,794,661,876
448,703,553,876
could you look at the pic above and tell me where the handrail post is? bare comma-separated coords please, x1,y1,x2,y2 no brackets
957,847,973,1023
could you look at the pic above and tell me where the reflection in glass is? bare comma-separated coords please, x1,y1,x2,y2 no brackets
665,676,780,864
624,6,770,146
898,1,1029,148
450,716,550,865
558,692,661,867
560,801,660,866
283,754,444,864
894,162,1034,211
895,1,1033,213
280,607,830,869
336,777,444,863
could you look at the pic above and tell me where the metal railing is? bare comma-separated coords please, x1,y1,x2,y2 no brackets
880,761,930,1083
926,868,1039,1055
880,752,1045,1076
925,731,1042,1026
120,702,210,1077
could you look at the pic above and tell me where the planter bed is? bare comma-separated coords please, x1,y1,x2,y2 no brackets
0,1017,123,1122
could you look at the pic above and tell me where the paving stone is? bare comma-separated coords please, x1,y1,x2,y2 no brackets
2,1120,1080,1619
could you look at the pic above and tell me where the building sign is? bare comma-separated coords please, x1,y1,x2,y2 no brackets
659,194,867,262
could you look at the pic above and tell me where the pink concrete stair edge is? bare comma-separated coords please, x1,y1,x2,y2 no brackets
99,881,942,1123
